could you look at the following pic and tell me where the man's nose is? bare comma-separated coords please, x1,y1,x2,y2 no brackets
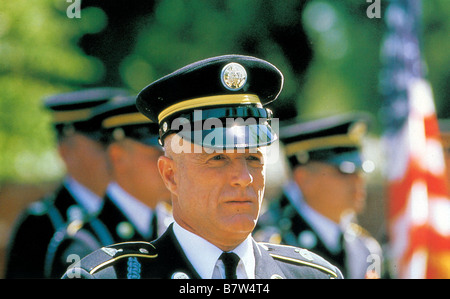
230,159,253,187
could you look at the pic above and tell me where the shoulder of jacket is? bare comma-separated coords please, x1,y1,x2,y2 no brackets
258,242,342,279
26,191,58,216
347,223,383,254
27,201,50,216
347,223,380,245
71,241,158,277
348,223,371,237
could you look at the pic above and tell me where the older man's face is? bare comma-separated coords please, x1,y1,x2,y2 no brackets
159,136,266,250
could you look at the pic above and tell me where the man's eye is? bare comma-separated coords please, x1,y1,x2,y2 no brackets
247,155,263,163
211,154,226,161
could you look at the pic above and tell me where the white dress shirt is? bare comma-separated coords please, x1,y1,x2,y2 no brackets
172,221,255,279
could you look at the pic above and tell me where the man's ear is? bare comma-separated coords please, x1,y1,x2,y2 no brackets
158,155,178,196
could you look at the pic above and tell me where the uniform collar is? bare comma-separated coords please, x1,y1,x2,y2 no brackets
106,182,153,239
172,221,255,278
64,176,103,215
283,180,343,253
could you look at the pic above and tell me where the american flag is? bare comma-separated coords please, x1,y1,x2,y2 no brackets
380,0,450,278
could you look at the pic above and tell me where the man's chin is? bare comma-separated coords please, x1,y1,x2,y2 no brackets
221,215,257,234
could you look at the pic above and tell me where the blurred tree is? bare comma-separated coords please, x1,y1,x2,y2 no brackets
299,0,385,126
116,0,312,119
79,0,157,86
0,0,104,182
421,0,450,118
298,0,449,125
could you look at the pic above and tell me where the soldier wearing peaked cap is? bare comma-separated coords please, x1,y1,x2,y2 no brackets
5,88,129,278
63,55,342,279
45,96,173,278
95,96,173,243
255,112,384,279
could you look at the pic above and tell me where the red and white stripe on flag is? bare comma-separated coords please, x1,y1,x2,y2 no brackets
386,79,450,278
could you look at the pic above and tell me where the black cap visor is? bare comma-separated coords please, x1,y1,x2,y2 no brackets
173,122,277,150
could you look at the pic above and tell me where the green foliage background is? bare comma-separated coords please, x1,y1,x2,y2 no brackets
0,0,448,183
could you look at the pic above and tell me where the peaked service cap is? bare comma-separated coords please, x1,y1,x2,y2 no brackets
280,112,373,174
136,54,284,150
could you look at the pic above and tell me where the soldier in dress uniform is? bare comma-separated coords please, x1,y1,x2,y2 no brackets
255,112,384,278
63,55,343,279
45,96,173,278
4,87,129,278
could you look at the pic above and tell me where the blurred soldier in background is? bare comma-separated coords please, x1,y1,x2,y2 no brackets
95,96,173,242
255,112,383,278
439,119,450,197
46,96,172,278
4,88,129,278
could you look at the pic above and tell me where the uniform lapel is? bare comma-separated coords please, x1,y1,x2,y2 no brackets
97,195,143,242
148,224,201,279
53,185,79,222
279,192,346,273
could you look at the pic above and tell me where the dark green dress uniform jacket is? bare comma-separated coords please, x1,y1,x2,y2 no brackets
5,185,80,278
255,192,383,278
93,194,160,243
45,194,171,278
62,224,343,279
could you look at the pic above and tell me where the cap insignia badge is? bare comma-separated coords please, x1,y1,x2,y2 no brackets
221,62,247,91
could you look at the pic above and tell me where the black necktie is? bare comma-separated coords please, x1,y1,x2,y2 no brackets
335,232,347,277
219,252,240,279
148,212,158,241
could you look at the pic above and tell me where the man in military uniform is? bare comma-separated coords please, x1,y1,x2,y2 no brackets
45,96,173,278
5,88,129,278
97,97,173,243
63,55,343,279
255,113,383,278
